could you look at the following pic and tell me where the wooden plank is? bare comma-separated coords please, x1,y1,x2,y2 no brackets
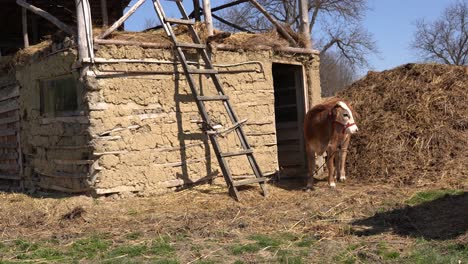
164,17,195,25
94,38,172,49
233,177,267,187
0,163,19,170
76,0,94,62
35,169,88,179
0,143,17,149
0,115,20,125
0,174,21,180
16,0,74,36
0,153,18,160
0,129,17,137
98,0,146,39
0,101,19,114
53,159,94,165
0,86,19,102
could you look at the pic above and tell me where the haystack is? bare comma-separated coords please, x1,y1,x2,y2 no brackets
339,63,467,186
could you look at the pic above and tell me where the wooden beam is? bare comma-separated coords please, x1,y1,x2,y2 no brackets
212,13,253,33
76,0,94,66
299,0,311,48
16,0,74,36
202,0,213,36
98,0,146,39
248,0,298,47
94,38,172,49
211,0,249,13
193,0,201,21
100,0,109,27
22,5,29,48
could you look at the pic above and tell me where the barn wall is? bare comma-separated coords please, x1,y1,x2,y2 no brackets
86,45,319,195
15,51,94,192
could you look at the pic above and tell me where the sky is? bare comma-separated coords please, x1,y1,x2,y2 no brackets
124,0,461,73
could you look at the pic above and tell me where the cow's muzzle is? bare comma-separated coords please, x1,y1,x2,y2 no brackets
345,123,358,134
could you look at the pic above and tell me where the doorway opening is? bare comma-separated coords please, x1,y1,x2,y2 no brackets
272,63,307,177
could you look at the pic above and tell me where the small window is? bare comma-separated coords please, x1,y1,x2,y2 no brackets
40,75,80,116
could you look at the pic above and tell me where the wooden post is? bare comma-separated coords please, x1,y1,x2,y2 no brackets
76,0,94,61
202,0,213,36
299,0,311,48
16,0,74,36
193,0,201,21
101,0,108,27
22,5,29,48
248,0,298,47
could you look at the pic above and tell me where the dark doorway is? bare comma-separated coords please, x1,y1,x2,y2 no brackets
272,63,307,177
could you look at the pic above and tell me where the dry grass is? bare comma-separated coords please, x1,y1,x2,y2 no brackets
339,63,468,186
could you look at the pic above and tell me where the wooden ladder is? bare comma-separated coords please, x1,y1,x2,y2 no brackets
151,0,267,200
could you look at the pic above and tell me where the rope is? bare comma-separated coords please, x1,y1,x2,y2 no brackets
309,133,349,178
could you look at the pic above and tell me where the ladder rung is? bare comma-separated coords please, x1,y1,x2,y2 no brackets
164,17,195,25
175,42,206,49
221,149,253,158
187,68,218,74
197,95,229,101
233,177,267,187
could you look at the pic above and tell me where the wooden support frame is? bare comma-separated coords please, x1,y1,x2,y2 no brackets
202,0,213,36
248,0,298,47
22,5,29,48
98,0,146,39
16,0,74,36
299,0,311,48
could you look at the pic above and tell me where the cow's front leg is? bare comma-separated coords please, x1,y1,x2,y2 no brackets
305,144,315,190
338,136,351,182
326,147,337,188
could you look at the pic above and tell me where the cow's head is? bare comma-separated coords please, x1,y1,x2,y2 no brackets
332,101,359,134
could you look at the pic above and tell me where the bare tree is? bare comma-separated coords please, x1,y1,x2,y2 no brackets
320,51,357,96
214,0,377,69
411,1,468,65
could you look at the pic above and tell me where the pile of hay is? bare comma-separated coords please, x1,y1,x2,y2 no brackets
339,63,467,186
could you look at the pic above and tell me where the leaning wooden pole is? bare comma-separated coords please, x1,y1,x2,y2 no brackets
248,0,298,47
22,5,29,48
202,0,213,36
299,0,311,48
98,0,146,39
16,0,74,36
76,0,94,79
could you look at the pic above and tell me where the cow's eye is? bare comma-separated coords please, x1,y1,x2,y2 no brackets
343,113,350,118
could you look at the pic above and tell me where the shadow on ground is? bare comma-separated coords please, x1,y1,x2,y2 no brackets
351,192,468,240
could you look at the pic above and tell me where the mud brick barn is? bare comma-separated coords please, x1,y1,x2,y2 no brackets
0,0,322,198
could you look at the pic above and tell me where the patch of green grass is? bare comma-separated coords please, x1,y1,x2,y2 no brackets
296,236,316,248
105,244,148,258
376,241,400,260
125,231,142,240
233,261,245,264
406,189,463,206
70,235,111,259
152,259,179,264
127,209,138,216
403,240,468,264
14,239,38,252
248,234,282,249
277,249,303,264
150,237,176,256
231,243,261,255
29,248,66,260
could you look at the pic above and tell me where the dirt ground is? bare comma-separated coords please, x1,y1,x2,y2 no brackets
1,176,466,263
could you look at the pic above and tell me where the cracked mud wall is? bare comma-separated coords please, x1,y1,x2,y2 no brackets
88,45,320,195
15,50,94,192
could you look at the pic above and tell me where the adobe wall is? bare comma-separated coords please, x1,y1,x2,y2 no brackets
86,45,320,195
15,50,94,192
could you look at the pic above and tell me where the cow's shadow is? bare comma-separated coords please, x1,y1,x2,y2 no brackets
351,192,468,240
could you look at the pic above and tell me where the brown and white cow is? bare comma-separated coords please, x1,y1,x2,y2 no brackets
303,98,358,189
